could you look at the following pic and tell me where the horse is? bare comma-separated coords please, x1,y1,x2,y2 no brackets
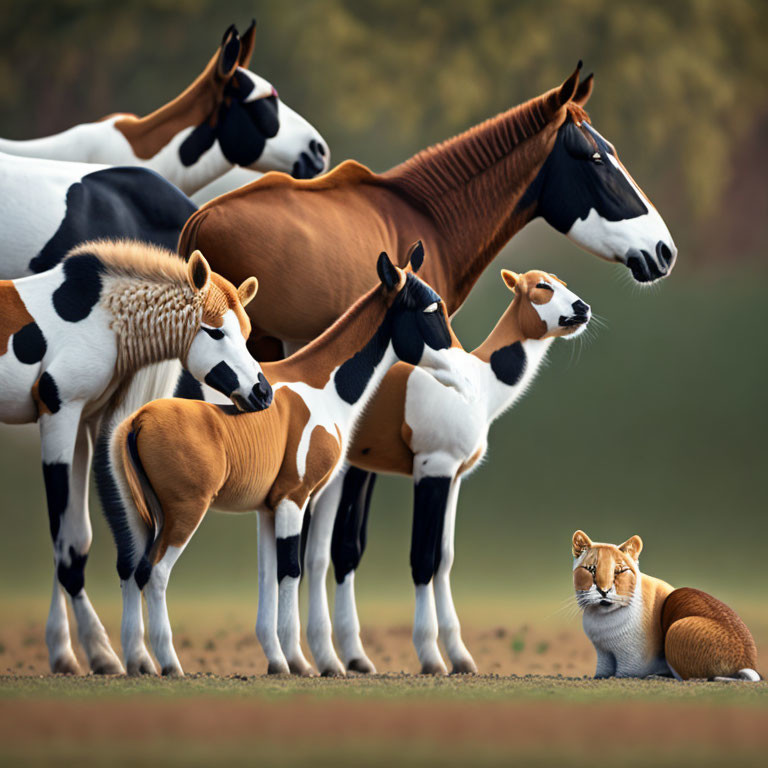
0,240,270,675
304,267,591,676
0,22,329,197
100,247,455,677
176,63,677,673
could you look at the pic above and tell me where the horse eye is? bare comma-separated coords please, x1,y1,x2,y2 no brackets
536,282,554,291
591,152,603,164
201,326,225,340
423,302,439,314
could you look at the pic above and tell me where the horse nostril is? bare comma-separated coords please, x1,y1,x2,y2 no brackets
572,299,589,316
315,141,326,157
656,241,675,268
309,139,318,154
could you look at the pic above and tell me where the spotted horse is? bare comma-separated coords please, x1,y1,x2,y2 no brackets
305,263,590,675
177,63,678,674
0,22,329,198
0,240,271,674
100,247,455,676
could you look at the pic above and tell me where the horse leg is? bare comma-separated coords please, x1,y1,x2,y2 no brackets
275,498,314,676
40,402,122,674
121,576,157,676
305,480,346,677
256,510,290,674
433,477,477,674
411,456,458,676
330,466,377,674
65,421,124,674
144,544,188,677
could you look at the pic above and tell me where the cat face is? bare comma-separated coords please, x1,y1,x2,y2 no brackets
571,530,642,613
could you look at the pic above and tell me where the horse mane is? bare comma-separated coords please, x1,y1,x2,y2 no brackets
380,94,588,229
66,240,190,286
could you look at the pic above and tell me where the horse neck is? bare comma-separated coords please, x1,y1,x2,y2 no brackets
102,276,202,376
0,125,107,162
382,109,559,313
265,288,397,425
471,302,554,420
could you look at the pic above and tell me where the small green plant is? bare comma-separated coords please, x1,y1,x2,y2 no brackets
535,641,550,655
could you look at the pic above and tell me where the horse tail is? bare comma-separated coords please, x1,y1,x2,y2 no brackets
96,413,163,588
178,208,208,261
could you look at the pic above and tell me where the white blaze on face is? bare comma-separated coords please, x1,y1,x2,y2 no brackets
532,279,590,338
236,69,330,175
565,125,677,272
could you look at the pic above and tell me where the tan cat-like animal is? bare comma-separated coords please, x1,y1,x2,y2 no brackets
572,530,760,681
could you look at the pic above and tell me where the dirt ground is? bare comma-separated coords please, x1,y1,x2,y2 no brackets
0,619,601,677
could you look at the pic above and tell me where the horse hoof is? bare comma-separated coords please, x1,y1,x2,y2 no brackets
267,661,290,675
320,663,347,678
451,658,478,675
127,658,158,676
289,661,317,678
90,652,125,676
52,653,82,675
161,665,184,678
347,657,377,675
420,661,448,676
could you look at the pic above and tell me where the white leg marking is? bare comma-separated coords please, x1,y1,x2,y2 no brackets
256,510,289,674
275,499,314,676
145,545,186,677
45,573,79,674
121,578,156,676
413,583,447,675
334,572,376,673
434,478,476,674
305,485,346,676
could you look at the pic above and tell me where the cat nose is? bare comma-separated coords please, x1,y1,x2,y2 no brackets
596,586,609,597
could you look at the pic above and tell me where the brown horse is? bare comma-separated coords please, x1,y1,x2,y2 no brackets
179,62,676,351
178,63,677,675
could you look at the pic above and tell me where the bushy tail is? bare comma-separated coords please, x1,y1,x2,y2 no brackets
178,208,208,260
96,415,163,588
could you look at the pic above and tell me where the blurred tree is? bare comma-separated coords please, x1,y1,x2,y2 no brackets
0,0,766,258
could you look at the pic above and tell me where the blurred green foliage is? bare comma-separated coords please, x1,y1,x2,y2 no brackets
0,3,766,621
1,0,767,256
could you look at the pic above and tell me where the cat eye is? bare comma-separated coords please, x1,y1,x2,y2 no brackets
615,567,629,575
423,302,439,314
536,282,554,291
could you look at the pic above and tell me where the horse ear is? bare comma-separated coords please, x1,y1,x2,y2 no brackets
237,276,258,307
572,530,592,558
501,269,519,292
377,251,402,292
573,73,594,107
238,19,257,68
188,250,211,292
557,60,582,107
407,241,425,273
618,535,643,561
216,24,241,81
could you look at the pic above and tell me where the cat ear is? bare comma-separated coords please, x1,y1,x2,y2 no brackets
618,535,643,561
572,530,592,558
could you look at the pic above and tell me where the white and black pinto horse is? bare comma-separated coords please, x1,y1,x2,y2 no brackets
0,22,329,199
0,241,271,674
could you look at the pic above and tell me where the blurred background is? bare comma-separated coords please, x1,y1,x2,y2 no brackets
0,0,766,649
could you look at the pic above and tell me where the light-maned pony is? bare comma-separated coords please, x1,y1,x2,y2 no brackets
102,247,455,677
177,63,678,674
0,240,269,675
305,268,591,676
0,22,329,197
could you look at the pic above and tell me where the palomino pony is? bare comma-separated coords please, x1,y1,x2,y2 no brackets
177,63,677,673
0,22,328,197
305,267,591,676
0,241,270,675
101,249,455,676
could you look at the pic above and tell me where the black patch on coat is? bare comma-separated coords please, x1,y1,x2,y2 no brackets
42,462,69,541
174,368,204,400
490,341,527,386
331,468,377,584
58,545,88,597
201,326,225,340
30,167,196,274
335,321,391,405
12,322,46,364
94,432,136,581
411,476,451,585
52,253,105,322
276,534,301,582
37,372,61,414
204,361,239,397
517,119,647,233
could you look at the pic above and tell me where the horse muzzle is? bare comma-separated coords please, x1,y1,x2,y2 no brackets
623,241,677,283
233,373,273,412
292,139,328,179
